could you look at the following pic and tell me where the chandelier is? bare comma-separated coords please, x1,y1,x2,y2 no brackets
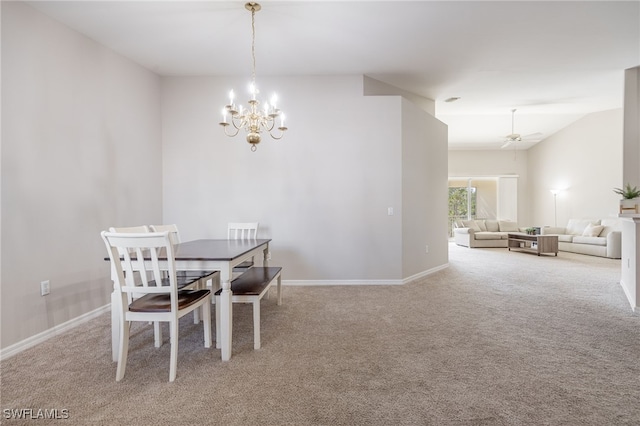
220,2,287,151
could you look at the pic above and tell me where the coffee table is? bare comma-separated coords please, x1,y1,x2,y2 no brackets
507,233,558,256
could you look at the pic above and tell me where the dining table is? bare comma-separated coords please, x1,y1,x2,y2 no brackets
107,238,271,362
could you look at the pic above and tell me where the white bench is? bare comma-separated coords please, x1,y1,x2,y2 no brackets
215,267,282,350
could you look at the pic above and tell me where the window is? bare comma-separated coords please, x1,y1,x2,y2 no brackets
448,186,476,237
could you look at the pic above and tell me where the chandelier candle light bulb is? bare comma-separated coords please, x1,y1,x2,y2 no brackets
219,2,288,151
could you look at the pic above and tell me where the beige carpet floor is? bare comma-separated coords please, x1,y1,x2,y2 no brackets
1,243,639,425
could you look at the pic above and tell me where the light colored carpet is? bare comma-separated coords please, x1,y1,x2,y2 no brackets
1,243,639,425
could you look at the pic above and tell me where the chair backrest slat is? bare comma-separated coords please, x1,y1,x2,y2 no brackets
149,224,181,246
227,222,259,240
109,226,151,287
102,231,179,312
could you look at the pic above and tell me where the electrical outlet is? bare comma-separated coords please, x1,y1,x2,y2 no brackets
40,280,50,296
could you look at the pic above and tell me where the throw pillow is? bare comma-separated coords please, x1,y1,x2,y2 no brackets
477,220,487,231
566,219,600,236
462,220,482,232
498,220,519,232
485,220,500,232
582,224,604,237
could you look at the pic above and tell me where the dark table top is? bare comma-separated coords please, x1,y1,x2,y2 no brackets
172,239,271,261
104,238,271,262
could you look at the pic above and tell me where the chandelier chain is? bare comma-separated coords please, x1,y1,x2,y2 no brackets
251,7,256,86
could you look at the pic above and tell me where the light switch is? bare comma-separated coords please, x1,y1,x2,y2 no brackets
387,207,393,216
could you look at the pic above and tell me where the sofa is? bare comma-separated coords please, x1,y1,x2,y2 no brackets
453,219,525,248
541,218,621,259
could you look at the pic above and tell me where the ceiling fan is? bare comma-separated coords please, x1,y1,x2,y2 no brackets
501,109,543,149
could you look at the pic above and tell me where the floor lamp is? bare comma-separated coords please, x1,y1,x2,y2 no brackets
550,189,560,226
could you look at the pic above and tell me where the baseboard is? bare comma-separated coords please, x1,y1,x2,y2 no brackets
619,280,638,312
402,263,449,284
284,263,449,286
0,304,110,361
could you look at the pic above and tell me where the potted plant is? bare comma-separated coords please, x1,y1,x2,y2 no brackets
614,183,640,213
525,227,536,235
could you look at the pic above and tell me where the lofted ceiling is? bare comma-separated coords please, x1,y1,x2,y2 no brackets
26,0,640,150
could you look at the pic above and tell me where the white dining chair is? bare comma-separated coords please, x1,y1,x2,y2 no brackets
148,224,181,246
227,222,259,240
102,230,212,382
110,225,211,347
108,225,167,346
228,222,259,273
109,225,150,253
149,224,220,290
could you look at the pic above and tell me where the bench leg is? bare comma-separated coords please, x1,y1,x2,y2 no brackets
253,299,261,350
202,298,212,349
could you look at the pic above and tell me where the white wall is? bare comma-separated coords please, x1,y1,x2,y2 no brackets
1,2,162,349
623,67,640,187
401,98,448,277
620,67,640,310
448,150,529,224
364,75,435,116
161,75,448,282
527,109,623,227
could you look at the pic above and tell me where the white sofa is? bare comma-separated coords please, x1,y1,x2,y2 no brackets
541,218,621,259
453,219,525,248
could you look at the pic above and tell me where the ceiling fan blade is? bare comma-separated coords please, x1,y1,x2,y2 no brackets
500,110,542,148
521,132,543,141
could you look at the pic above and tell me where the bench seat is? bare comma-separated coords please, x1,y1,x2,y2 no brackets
215,266,282,350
